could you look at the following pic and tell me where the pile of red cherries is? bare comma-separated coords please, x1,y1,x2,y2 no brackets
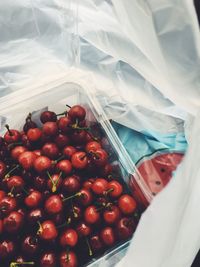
0,105,139,267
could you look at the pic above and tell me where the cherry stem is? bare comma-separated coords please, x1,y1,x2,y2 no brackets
22,187,29,196
4,165,20,180
8,186,15,197
10,262,34,267
105,188,114,195
47,171,62,193
56,111,67,117
53,155,65,164
5,124,13,136
26,113,32,122
80,154,87,160
62,192,82,202
66,104,72,109
36,221,43,235
65,246,70,263
86,237,93,257
85,129,99,141
71,200,78,218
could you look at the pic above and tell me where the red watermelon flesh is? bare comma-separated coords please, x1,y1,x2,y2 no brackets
137,152,184,196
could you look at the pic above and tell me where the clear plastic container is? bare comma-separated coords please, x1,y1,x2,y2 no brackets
0,75,152,266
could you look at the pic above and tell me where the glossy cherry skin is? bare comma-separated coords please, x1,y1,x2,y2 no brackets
18,151,37,170
45,195,63,215
7,176,25,193
0,190,5,201
100,227,115,246
0,160,6,178
39,220,58,241
107,181,123,198
90,235,103,252
85,141,101,153
33,149,42,157
77,189,93,206
43,122,58,137
58,117,72,133
103,205,121,224
55,134,70,148
92,178,108,195
116,217,135,240
71,130,87,145
40,111,57,123
27,209,44,225
47,174,62,193
27,128,42,142
11,146,27,161
3,211,23,233
83,179,95,190
56,160,72,175
118,194,137,215
84,205,100,224
59,229,78,247
42,143,59,160
101,164,113,177
22,236,39,255
68,105,86,122
0,196,17,217
25,190,42,208
34,156,52,173
4,128,21,144
76,222,91,237
59,251,78,267
63,176,80,194
40,252,57,267
21,134,32,149
0,240,15,259
62,146,77,159
92,148,108,167
71,152,88,169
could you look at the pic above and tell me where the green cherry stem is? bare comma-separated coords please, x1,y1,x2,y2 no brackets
4,165,20,180
86,237,93,257
10,262,35,267
62,192,82,202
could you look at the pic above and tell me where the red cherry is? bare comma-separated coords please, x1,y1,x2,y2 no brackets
43,122,58,137
34,156,52,173
0,240,15,259
0,219,3,234
78,188,93,206
39,220,58,241
56,160,72,175
45,195,63,215
33,175,47,191
116,217,135,240
47,173,62,193
68,105,86,122
83,179,95,190
118,194,137,215
22,235,39,255
21,134,32,149
40,252,57,267
42,143,59,159
18,151,37,170
71,152,88,169
107,181,123,198
90,235,103,252
85,141,101,153
92,178,108,195
27,128,42,142
0,196,17,217
33,149,42,157
11,146,27,161
100,227,115,246
101,164,113,177
0,190,5,201
60,250,78,267
63,176,80,194
103,205,121,224
23,113,37,133
27,209,44,225
58,117,72,133
25,190,42,208
0,161,6,178
4,125,21,144
7,176,25,193
62,146,77,159
84,205,100,224
55,134,70,148
92,148,108,167
59,229,78,247
40,111,57,123
71,130,87,145
76,222,91,237
3,211,23,233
